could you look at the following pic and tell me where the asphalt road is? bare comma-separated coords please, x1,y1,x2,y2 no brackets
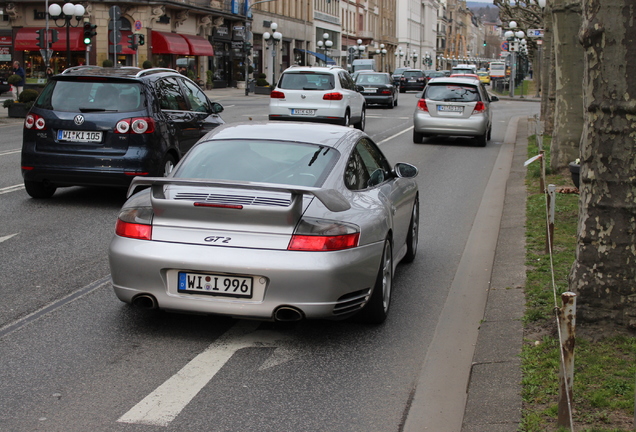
0,92,538,431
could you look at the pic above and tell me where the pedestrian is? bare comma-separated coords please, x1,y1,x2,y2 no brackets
46,67,54,81
12,60,25,100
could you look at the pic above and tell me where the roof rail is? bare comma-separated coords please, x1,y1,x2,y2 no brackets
61,65,102,74
135,68,178,78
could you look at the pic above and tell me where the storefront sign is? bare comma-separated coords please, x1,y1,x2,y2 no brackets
214,27,229,40
0,46,10,61
0,35,12,46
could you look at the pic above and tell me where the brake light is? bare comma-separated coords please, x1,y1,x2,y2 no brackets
270,90,285,99
115,117,155,134
25,114,47,130
380,89,391,95
288,218,359,251
115,207,153,240
472,101,486,114
416,99,429,112
323,92,343,101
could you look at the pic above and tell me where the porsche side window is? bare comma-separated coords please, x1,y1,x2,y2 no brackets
344,149,370,190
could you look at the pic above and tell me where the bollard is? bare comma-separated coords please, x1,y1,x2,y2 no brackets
546,184,556,254
557,292,577,428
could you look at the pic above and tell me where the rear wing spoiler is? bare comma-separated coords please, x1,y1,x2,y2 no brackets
127,177,351,212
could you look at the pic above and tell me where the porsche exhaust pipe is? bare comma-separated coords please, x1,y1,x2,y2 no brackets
132,294,158,310
274,306,304,322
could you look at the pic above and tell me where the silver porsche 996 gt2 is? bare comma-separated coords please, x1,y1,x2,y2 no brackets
109,122,419,324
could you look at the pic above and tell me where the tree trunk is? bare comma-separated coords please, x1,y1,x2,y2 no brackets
550,0,585,171
541,2,555,135
570,0,636,329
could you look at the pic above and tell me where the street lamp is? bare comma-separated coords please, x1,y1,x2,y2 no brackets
356,39,364,59
424,52,432,69
244,0,278,96
375,43,386,71
48,2,85,70
263,23,283,87
505,21,526,98
317,32,332,65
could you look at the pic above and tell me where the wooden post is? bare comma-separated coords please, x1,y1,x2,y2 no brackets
558,292,577,428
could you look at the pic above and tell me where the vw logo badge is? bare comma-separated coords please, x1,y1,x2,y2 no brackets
74,115,85,125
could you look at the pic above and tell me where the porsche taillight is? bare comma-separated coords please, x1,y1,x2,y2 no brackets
288,218,360,251
115,207,153,240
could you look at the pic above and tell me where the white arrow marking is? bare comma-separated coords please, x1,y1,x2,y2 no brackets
118,320,295,426
0,233,18,243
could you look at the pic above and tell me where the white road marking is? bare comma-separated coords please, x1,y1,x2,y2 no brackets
0,233,18,243
0,184,25,195
0,148,20,156
118,320,294,426
378,126,413,146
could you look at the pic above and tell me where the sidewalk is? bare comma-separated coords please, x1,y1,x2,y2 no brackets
461,115,530,431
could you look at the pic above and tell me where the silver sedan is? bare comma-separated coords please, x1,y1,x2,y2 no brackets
109,122,419,324
412,77,499,146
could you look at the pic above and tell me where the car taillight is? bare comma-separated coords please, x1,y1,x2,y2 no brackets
472,101,486,114
323,92,344,101
271,90,285,99
25,114,46,130
115,207,153,240
417,99,429,112
288,218,360,251
115,117,156,134
380,89,391,95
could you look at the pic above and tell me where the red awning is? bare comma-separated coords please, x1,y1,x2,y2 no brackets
110,30,136,55
14,27,85,52
181,34,213,56
151,31,190,55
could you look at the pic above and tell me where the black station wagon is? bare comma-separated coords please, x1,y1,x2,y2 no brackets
21,66,225,198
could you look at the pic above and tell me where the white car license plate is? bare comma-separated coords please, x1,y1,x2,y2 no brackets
291,109,316,116
178,271,253,298
363,87,376,93
438,105,463,112
57,130,103,143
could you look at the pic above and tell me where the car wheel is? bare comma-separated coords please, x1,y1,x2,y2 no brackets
487,126,492,140
354,108,366,130
413,130,424,143
358,239,393,324
394,96,398,107
476,132,487,147
341,110,351,127
402,197,419,263
24,180,56,199
162,154,177,176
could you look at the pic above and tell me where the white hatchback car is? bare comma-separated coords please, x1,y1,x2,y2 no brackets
269,66,366,130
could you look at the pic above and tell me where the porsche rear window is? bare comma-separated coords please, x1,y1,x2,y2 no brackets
424,84,480,102
174,140,340,188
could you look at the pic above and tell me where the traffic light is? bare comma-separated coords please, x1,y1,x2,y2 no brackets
483,40,487,47
127,33,138,51
137,34,145,46
83,22,97,45
36,29,44,48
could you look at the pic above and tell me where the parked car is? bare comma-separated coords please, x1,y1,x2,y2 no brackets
21,66,225,198
392,67,410,87
269,65,366,130
399,69,427,93
354,72,398,108
109,121,420,324
477,71,491,85
412,77,499,146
